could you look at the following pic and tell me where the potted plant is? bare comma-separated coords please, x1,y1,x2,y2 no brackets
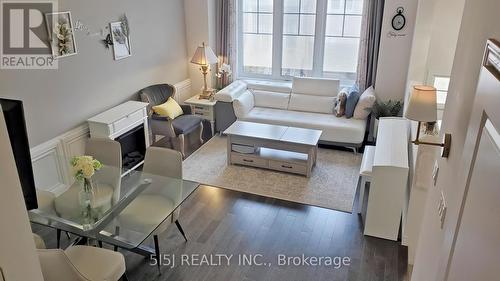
369,99,404,139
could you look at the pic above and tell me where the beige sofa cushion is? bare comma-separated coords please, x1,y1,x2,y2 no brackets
291,77,339,96
252,90,290,109
288,93,336,114
241,107,366,144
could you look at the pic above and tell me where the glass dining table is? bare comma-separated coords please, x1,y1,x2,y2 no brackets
29,157,199,257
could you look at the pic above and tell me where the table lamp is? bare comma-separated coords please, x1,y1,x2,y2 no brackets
405,85,452,158
190,42,218,99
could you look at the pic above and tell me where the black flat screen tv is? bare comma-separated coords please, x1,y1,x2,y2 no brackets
1,98,38,210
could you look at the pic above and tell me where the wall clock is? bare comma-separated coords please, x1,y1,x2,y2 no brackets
392,7,406,31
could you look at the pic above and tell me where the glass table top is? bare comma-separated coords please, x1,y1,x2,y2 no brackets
29,156,199,248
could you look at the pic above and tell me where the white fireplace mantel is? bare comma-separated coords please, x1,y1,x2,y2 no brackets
87,101,150,176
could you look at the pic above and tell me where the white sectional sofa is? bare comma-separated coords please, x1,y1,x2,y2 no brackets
214,77,368,148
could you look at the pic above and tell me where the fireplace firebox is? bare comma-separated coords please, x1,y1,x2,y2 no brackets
116,124,146,171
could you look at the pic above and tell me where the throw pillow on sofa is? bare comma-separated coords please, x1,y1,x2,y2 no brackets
334,88,348,117
345,85,361,118
353,86,376,120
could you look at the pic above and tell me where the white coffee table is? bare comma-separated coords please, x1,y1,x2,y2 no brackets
223,121,322,177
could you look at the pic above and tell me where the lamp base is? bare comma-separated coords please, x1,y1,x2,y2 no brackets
199,89,215,100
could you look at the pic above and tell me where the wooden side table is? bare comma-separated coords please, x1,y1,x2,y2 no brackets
184,95,217,135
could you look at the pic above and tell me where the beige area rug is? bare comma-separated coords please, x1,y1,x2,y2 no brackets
183,136,362,213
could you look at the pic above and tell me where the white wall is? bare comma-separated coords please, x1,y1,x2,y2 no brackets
404,0,464,265
423,0,465,83
0,108,44,281
374,0,419,102
411,0,500,280
405,0,465,104
184,0,218,94
0,0,189,147
406,0,437,85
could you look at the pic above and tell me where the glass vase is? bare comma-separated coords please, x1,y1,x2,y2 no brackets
78,178,96,229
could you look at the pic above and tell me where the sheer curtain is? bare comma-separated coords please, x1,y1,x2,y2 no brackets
356,0,385,92
216,0,237,89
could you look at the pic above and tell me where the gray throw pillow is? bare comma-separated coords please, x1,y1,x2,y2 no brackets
345,85,361,118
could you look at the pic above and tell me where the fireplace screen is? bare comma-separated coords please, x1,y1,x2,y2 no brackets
115,124,146,170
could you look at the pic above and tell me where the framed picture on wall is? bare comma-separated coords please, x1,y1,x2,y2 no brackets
45,11,77,59
110,21,131,60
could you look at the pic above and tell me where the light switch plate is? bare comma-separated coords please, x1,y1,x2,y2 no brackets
438,191,447,229
432,161,439,186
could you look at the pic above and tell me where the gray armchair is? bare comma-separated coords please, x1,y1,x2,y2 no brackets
139,84,203,157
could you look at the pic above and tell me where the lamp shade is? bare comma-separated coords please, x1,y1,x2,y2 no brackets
404,85,437,122
190,42,218,65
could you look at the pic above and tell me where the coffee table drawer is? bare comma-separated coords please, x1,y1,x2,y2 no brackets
231,153,268,169
269,160,307,175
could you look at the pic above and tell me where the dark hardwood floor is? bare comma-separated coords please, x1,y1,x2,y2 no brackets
33,184,408,281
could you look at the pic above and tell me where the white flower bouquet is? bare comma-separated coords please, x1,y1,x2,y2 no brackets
216,63,232,90
71,156,103,181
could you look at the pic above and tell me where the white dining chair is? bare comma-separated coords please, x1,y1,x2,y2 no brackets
34,234,128,281
117,147,187,274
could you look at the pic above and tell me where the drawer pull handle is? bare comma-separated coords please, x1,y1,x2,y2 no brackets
243,159,254,163
195,106,204,109
281,165,293,169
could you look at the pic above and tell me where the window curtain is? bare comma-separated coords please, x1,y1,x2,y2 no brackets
356,0,385,92
216,0,236,89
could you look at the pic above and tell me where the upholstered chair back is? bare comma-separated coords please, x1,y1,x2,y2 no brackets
139,84,176,115
85,138,122,204
143,146,182,179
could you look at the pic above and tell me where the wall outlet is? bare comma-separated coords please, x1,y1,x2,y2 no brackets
438,191,447,229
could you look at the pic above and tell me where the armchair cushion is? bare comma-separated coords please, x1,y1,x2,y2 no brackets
172,115,203,135
151,113,170,121
152,97,184,119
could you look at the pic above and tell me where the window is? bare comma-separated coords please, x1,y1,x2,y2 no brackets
433,76,450,107
282,0,317,76
241,0,274,75
239,0,364,84
323,0,362,82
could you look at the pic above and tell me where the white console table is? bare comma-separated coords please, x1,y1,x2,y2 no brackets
87,101,150,176
363,117,410,241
